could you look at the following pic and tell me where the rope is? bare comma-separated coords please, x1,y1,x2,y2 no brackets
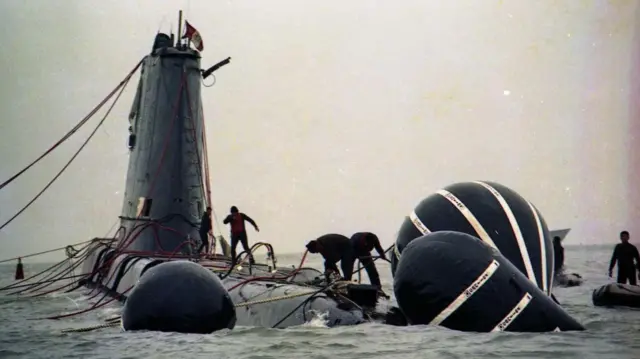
2,273,88,291
1,240,97,294
218,242,289,282
0,65,137,231
105,66,187,256
270,283,337,328
202,118,212,213
19,246,94,296
102,218,121,239
353,244,394,280
199,100,222,234
4,61,205,324
0,259,71,291
10,225,115,295
37,286,133,320
61,283,336,333
0,238,104,264
234,290,318,307
61,320,121,334
73,68,190,303
135,68,187,219
183,85,206,212
54,246,320,332
0,60,143,192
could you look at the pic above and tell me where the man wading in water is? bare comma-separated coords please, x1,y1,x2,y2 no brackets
608,230,640,285
553,236,565,274
223,206,259,265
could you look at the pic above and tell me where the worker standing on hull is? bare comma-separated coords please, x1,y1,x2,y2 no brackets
553,235,565,275
15,257,24,280
198,207,213,256
306,234,355,282
350,232,386,288
608,230,640,285
223,206,259,265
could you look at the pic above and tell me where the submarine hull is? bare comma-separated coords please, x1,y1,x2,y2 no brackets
79,241,367,328
76,37,370,328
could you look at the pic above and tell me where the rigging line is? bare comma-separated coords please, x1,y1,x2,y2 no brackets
184,82,207,208
201,127,219,234
201,104,212,206
200,102,222,233
0,71,136,232
110,68,188,254
0,60,143,191
0,238,98,264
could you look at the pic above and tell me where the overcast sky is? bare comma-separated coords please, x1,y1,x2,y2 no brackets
0,0,637,262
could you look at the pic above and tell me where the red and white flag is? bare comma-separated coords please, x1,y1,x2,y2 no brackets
182,20,204,52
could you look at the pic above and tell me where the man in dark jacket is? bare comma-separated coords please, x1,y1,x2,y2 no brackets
223,206,259,264
306,234,354,281
197,207,213,255
350,232,387,288
553,236,565,275
609,230,640,285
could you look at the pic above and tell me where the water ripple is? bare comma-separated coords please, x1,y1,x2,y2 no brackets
0,249,637,358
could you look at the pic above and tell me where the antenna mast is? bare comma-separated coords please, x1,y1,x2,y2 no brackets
176,10,183,48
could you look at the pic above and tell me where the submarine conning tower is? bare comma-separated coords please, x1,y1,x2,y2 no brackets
119,32,207,254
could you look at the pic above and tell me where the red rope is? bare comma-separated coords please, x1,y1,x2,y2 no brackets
23,61,274,323
59,67,193,307
183,85,206,208
40,286,133,320
0,238,97,264
19,66,188,303
25,252,93,297
202,120,212,209
13,243,95,296
81,68,191,293
227,250,309,292
139,71,188,218
0,241,93,291
2,62,228,322
84,222,157,297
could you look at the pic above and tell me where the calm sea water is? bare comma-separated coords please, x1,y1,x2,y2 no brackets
0,245,638,359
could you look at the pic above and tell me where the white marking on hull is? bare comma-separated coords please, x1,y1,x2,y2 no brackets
409,210,431,235
395,212,431,261
527,200,549,294
430,260,500,326
473,181,538,288
436,189,498,250
393,244,401,261
491,292,533,332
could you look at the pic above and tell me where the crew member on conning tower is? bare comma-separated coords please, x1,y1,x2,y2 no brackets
608,230,640,285
223,206,259,264
350,232,386,288
306,234,354,281
198,207,213,255
553,235,565,274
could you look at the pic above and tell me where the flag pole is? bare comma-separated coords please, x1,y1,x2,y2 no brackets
177,10,183,48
